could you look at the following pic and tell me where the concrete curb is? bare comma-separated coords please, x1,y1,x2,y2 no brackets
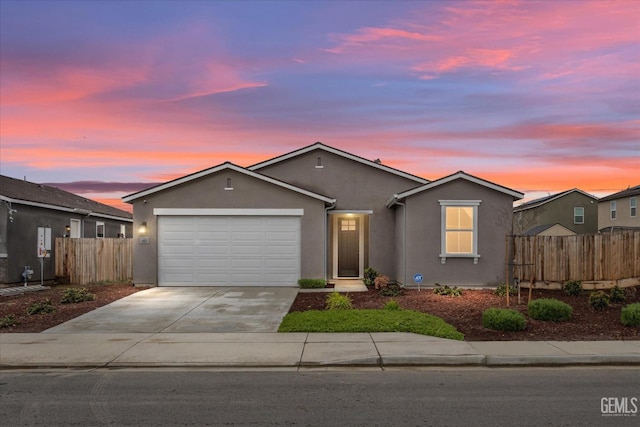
2,333,639,369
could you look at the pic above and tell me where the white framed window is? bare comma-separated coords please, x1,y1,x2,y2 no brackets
69,218,81,238
574,207,585,224
96,221,105,238
631,197,637,218
439,200,480,264
610,201,617,220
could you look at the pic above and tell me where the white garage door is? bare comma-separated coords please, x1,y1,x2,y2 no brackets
158,215,300,286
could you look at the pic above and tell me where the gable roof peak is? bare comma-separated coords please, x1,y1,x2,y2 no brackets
121,161,335,204
248,142,429,184
514,188,598,212
388,170,523,206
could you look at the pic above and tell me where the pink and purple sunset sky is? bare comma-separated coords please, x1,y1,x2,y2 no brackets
1,0,638,213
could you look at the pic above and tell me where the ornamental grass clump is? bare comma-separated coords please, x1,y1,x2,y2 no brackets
325,292,353,310
482,308,527,332
384,299,401,311
527,298,572,322
620,303,640,327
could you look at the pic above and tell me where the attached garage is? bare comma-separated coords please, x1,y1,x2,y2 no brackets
157,209,302,286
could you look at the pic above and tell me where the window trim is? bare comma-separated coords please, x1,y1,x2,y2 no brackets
439,200,481,264
573,207,585,224
96,221,105,238
610,201,617,220
631,197,637,218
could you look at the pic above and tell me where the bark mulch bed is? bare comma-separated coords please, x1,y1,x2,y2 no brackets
2,283,639,340
290,286,640,341
0,283,147,333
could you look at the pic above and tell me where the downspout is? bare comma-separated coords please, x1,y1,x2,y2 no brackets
324,200,337,282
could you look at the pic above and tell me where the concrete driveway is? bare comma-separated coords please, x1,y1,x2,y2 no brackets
44,287,299,333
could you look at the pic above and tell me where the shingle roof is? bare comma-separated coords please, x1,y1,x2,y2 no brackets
598,185,640,202
513,188,597,212
0,175,132,219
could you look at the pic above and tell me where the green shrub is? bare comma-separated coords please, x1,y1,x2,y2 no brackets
279,309,464,340
26,299,56,315
621,303,640,327
482,308,527,332
493,283,518,297
325,292,353,310
433,284,462,297
60,287,95,304
0,315,17,328
563,280,583,296
609,285,626,303
588,291,610,311
528,298,572,322
384,299,401,311
297,278,327,289
379,282,403,297
363,267,379,287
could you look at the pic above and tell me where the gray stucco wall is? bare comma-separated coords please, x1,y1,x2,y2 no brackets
129,169,327,286
255,149,423,278
402,180,514,286
1,204,132,284
514,192,598,235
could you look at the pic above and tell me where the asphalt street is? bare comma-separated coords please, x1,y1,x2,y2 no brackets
1,367,638,426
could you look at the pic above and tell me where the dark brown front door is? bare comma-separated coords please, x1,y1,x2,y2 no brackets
338,217,359,277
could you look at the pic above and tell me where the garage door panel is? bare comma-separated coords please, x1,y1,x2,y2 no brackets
195,258,228,268
194,245,229,255
158,215,300,286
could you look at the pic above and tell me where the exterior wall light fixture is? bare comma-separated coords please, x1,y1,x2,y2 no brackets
139,222,147,234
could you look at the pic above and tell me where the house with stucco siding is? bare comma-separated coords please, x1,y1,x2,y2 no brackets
123,143,523,287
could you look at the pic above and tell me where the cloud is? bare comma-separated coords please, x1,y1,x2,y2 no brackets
325,0,639,83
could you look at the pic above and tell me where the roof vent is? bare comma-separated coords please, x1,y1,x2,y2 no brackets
373,159,381,164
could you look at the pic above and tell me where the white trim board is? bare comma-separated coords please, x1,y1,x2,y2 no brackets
154,208,304,216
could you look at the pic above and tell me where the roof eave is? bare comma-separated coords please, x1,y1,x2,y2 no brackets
122,163,335,204
0,195,132,221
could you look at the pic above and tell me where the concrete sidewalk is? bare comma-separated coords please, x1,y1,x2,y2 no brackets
1,333,639,369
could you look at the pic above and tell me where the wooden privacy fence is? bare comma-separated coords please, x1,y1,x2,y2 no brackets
55,238,133,285
512,231,640,284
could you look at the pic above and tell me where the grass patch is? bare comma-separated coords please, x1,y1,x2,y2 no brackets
278,309,464,340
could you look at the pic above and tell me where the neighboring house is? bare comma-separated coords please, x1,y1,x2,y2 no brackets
523,223,576,237
598,185,640,232
123,143,523,287
513,189,598,235
0,175,133,284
